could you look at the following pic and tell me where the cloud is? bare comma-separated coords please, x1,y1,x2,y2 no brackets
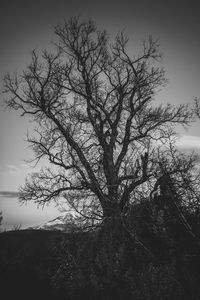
0,164,23,176
7,165,20,171
0,164,32,177
21,163,31,168
0,191,20,198
176,135,200,150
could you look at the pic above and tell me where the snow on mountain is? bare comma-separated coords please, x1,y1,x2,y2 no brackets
30,215,70,231
28,213,98,232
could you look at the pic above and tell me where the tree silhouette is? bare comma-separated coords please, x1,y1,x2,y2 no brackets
0,211,2,226
4,17,197,223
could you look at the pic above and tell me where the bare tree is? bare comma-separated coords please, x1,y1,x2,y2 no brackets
4,17,196,223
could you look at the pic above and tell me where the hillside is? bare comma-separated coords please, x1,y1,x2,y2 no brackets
0,229,66,300
1,199,200,300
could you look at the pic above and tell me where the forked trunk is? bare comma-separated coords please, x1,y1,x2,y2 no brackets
102,201,122,219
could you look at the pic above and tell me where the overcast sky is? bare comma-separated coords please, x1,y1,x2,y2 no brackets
0,0,200,229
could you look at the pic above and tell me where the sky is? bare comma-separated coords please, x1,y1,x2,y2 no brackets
0,0,200,229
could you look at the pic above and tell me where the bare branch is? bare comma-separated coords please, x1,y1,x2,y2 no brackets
4,17,198,220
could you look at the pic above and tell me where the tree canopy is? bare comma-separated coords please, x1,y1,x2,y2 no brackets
4,17,200,225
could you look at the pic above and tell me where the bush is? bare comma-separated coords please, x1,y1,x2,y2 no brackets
52,197,200,299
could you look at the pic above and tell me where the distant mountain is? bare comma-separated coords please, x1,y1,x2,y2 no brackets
33,215,67,231
28,213,98,232
29,214,80,232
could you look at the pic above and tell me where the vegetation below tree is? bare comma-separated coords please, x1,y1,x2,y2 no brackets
1,190,200,300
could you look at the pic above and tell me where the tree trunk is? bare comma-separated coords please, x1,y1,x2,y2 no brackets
102,200,121,219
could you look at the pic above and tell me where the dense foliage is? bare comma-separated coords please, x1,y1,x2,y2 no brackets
1,186,200,300
52,188,200,300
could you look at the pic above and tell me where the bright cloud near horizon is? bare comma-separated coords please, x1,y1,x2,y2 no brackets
177,135,200,150
0,0,200,229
